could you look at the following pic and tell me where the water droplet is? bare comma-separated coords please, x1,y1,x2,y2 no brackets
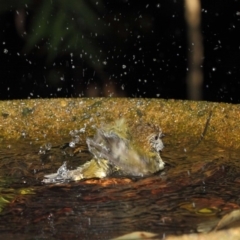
45,143,52,150
72,135,80,144
69,141,76,148
21,131,27,138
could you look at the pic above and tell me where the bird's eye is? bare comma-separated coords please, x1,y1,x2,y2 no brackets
154,135,158,141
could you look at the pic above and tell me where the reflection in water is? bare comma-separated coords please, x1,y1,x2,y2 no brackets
0,137,240,239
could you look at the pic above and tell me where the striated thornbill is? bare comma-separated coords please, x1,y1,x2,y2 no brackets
43,119,165,183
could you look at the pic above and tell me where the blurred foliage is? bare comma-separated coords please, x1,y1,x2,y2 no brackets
0,0,108,68
0,0,31,12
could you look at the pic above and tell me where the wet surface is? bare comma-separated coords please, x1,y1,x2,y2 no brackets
0,137,240,239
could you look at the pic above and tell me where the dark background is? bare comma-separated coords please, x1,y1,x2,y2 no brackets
0,0,240,102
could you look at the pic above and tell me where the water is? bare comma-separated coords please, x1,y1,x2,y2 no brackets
0,137,240,239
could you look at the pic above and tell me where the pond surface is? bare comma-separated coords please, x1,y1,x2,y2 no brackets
0,136,240,239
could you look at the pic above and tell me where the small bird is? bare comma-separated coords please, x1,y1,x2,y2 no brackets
43,119,165,183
